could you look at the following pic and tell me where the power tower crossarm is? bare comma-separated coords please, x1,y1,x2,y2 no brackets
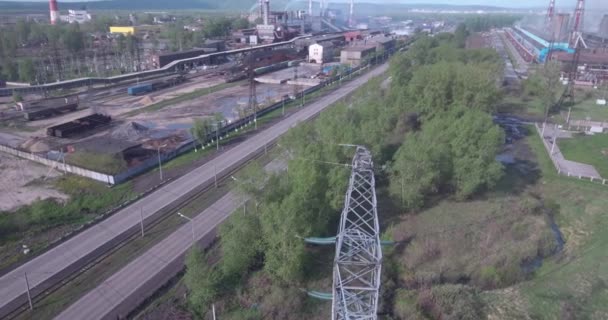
332,146,382,320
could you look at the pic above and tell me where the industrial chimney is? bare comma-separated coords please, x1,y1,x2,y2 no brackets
599,14,608,36
349,0,354,27
49,0,59,25
263,0,270,25
259,0,264,21
308,0,312,17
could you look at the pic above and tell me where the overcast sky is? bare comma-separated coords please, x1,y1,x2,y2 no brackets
3,0,607,9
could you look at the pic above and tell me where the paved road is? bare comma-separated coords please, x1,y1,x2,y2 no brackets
537,124,602,179
56,159,286,320
0,62,389,318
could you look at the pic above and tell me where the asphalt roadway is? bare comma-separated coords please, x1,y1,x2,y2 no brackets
56,160,286,320
0,62,389,318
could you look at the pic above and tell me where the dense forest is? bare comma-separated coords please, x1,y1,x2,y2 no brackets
181,28,530,319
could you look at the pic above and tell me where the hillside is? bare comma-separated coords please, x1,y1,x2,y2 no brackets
0,0,513,13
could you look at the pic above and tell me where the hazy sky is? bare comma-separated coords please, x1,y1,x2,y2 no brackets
3,0,606,9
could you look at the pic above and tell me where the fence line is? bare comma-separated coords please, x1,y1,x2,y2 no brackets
0,144,115,184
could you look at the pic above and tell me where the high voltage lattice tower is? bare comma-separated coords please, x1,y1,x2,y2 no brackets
332,146,382,320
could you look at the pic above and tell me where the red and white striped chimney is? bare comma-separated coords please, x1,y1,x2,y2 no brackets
49,0,59,25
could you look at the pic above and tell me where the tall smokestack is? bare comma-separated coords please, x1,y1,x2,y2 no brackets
308,0,312,16
259,0,264,21
599,14,608,36
263,0,270,25
49,0,59,25
349,0,354,27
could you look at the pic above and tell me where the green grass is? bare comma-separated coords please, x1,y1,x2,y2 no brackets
0,175,135,270
558,133,608,178
485,124,608,319
66,151,128,174
124,81,243,117
566,98,608,122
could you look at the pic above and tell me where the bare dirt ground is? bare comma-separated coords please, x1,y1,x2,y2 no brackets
14,75,227,137
130,82,296,126
0,152,67,212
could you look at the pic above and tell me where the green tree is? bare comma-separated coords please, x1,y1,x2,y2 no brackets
18,58,35,83
538,61,563,116
2,58,18,81
203,17,232,39
190,117,213,148
62,23,85,54
390,133,451,209
231,17,250,30
435,109,504,199
219,212,263,279
15,19,31,45
0,30,18,58
184,247,220,318
453,23,469,48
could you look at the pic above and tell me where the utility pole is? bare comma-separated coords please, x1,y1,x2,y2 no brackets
248,62,258,130
24,272,33,311
139,207,145,237
157,145,163,181
551,123,558,154
215,123,219,151
214,165,218,188
177,212,195,245
282,98,285,116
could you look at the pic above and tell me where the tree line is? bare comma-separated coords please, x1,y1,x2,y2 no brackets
184,27,507,318
0,15,251,83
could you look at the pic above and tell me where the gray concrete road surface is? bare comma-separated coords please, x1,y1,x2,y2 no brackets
0,63,389,318
56,158,287,320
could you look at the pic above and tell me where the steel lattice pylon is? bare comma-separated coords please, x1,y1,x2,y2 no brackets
332,146,382,320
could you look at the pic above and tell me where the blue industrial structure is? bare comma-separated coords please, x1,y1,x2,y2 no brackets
513,26,575,63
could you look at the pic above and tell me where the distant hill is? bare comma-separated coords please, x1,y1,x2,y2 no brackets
0,0,256,11
0,0,516,13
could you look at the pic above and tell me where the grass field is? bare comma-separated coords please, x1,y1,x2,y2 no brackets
484,126,608,319
566,98,608,122
558,133,608,178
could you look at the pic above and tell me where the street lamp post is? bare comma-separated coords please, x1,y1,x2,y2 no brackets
157,144,167,181
231,176,258,213
177,212,195,245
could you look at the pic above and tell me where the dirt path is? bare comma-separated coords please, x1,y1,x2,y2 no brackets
0,152,67,212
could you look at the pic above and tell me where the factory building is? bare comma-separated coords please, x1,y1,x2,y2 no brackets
505,26,573,63
60,10,92,24
340,46,376,66
308,43,334,64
